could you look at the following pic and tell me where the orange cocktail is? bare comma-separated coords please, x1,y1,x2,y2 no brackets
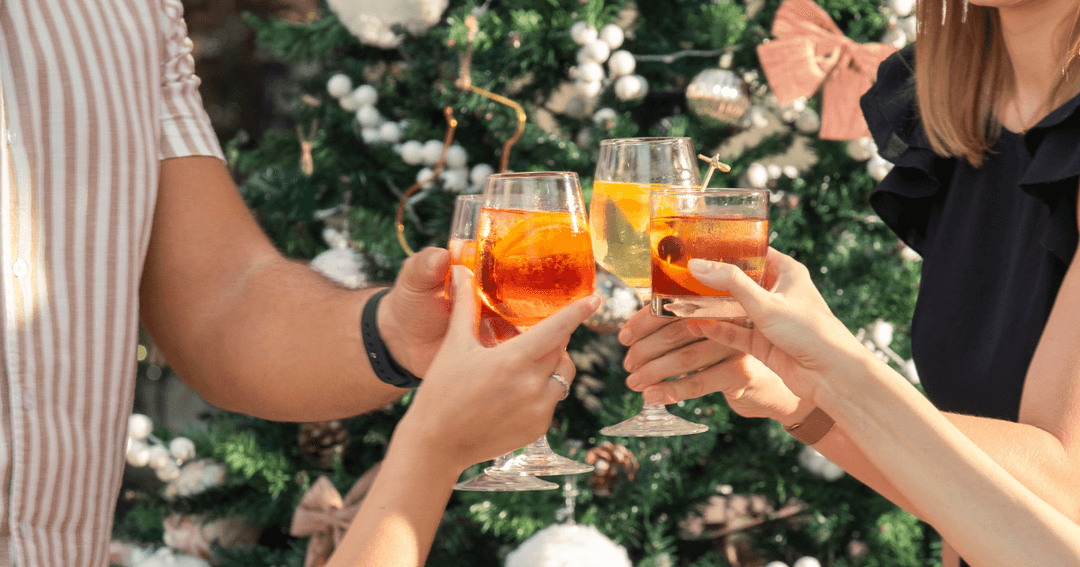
476,208,595,330
650,188,769,320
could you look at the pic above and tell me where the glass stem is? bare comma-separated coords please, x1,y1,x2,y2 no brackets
491,452,515,467
524,435,555,457
641,403,674,417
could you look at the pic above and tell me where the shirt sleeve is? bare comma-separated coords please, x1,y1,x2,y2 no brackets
157,0,225,161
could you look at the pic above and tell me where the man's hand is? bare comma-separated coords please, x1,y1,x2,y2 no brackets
377,247,453,378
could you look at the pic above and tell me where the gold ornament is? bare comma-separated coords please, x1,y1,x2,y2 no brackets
585,442,639,496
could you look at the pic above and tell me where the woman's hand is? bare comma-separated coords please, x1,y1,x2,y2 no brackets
684,248,870,403
618,308,809,424
393,266,601,473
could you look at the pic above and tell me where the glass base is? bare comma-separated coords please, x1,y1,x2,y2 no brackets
489,450,594,476
652,294,752,323
454,471,559,492
600,403,709,437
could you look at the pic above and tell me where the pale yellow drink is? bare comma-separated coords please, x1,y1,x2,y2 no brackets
589,180,663,298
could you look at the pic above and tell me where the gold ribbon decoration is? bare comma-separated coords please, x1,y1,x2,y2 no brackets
756,0,896,140
394,14,529,256
289,463,382,567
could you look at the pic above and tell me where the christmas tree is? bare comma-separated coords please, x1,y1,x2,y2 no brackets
113,0,934,566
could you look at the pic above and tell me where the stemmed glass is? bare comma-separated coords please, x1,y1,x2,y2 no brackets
477,172,596,477
449,195,559,492
592,137,710,437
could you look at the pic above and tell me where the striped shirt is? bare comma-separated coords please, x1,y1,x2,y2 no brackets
0,1,223,565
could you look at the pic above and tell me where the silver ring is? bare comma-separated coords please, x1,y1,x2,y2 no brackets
549,373,570,400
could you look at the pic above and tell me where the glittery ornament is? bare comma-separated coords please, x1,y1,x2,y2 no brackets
583,269,641,333
505,524,631,567
686,69,750,124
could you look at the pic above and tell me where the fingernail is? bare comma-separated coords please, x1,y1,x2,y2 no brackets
643,389,664,404
586,296,601,310
427,252,445,274
618,327,631,345
625,373,639,390
623,359,637,373
687,258,715,274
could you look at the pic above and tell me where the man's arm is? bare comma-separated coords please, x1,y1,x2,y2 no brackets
139,156,451,421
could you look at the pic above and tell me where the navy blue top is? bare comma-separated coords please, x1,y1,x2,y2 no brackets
861,46,1079,566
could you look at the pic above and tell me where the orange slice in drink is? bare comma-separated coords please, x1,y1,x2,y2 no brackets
656,259,729,296
489,211,586,260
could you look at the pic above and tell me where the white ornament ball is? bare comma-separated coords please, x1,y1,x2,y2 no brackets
168,437,196,464
747,105,770,128
607,49,636,77
881,26,908,49
766,163,783,181
782,165,800,179
746,162,770,189
889,0,916,17
794,557,822,567
593,107,618,126
444,144,468,169
765,562,790,567
867,154,894,181
719,51,734,69
376,122,401,144
440,168,469,192
163,459,229,501
126,440,152,468
903,359,921,384
582,39,611,64
505,524,632,567
399,140,425,165
798,445,846,481
577,61,605,83
156,461,181,482
360,128,381,144
421,140,445,166
147,445,172,471
898,15,918,41
576,80,603,98
470,163,495,187
795,108,822,134
326,74,353,99
356,106,381,129
351,84,378,107
870,319,895,349
846,136,877,161
416,167,436,189
570,21,598,46
900,245,922,262
600,24,624,49
132,548,211,567
128,413,153,440
614,74,648,101
311,248,365,289
339,95,362,112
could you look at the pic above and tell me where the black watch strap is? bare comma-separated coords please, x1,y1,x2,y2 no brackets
361,289,423,389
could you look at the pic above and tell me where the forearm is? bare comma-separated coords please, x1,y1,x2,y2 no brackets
169,257,407,421
813,353,1080,566
328,425,461,567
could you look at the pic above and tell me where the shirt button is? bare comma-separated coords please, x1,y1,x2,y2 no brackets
12,258,28,279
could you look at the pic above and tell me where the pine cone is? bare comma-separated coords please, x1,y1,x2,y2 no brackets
298,420,350,469
585,442,638,496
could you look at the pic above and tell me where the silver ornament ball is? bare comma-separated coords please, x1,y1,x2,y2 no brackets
686,69,750,124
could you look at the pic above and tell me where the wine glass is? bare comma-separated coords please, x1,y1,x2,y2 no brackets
449,195,559,492
477,172,596,477
650,188,769,321
592,137,710,437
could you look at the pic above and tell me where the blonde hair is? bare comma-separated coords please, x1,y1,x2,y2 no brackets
914,0,1080,167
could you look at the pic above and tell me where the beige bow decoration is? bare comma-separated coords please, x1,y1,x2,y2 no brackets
289,462,382,567
756,0,897,140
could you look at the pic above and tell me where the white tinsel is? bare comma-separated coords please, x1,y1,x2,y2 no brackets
163,459,229,501
505,524,631,567
327,0,449,49
310,248,367,289
130,548,209,567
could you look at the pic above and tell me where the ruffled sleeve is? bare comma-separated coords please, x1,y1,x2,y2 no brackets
859,45,955,254
1018,97,1080,265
